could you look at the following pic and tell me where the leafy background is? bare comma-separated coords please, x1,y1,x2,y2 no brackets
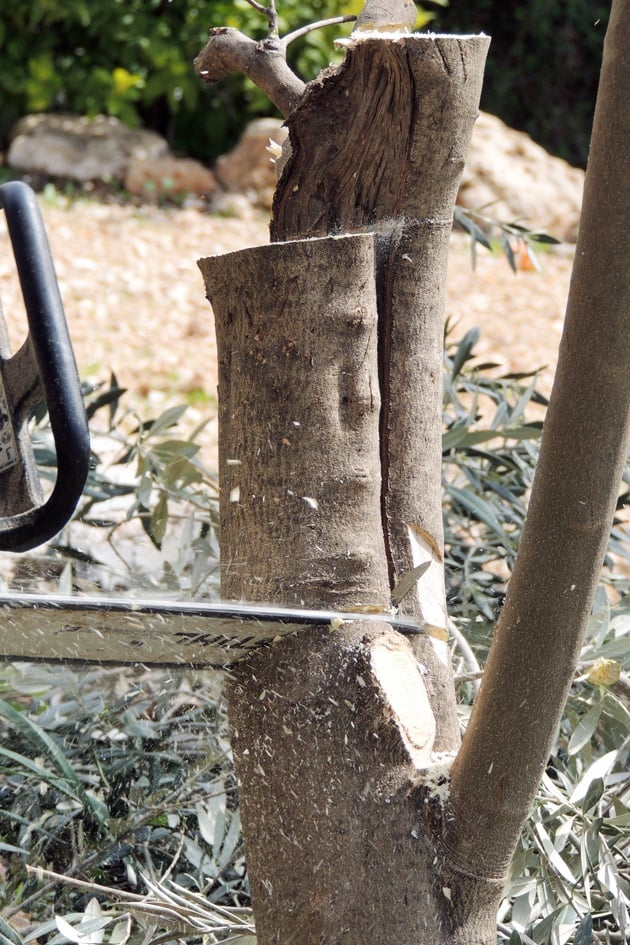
0,330,628,945
0,0,607,166
429,0,610,168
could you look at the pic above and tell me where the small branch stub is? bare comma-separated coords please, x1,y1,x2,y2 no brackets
194,28,305,118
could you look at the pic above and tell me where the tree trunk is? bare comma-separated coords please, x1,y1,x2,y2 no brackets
270,32,490,747
447,0,630,879
206,232,389,610
199,33,494,944
196,2,630,938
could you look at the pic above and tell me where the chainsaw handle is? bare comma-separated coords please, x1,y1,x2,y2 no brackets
0,181,90,552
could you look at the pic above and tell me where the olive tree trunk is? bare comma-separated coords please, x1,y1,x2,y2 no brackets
197,1,628,940
200,33,495,945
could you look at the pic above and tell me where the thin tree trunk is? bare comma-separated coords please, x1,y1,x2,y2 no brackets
200,33,493,945
448,0,630,879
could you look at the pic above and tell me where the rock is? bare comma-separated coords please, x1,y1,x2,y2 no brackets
460,112,584,243
210,191,258,220
7,112,216,201
7,113,169,182
124,155,216,198
214,117,288,209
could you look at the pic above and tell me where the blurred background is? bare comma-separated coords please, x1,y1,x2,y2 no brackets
0,0,609,168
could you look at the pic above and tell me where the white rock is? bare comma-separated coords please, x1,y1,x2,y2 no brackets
7,113,169,182
461,112,584,243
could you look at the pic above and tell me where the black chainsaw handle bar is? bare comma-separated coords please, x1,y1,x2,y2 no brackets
0,181,90,552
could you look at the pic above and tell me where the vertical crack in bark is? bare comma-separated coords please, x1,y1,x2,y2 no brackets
379,48,418,592
377,231,396,588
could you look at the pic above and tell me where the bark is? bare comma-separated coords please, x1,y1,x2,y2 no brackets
200,32,494,945
201,233,389,611
448,0,630,879
272,34,490,747
194,28,305,118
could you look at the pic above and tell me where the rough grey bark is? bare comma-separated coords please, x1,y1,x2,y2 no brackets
199,31,494,945
200,233,389,610
272,34,490,747
448,0,630,881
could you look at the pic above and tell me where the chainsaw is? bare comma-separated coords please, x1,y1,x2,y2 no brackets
0,182,421,668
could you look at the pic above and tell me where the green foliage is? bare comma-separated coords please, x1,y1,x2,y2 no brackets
0,0,606,169
430,0,610,168
0,0,359,162
0,0,451,164
30,375,221,598
0,661,246,928
1,0,238,159
443,326,630,668
0,333,628,942
443,326,546,637
503,591,629,944
443,332,630,945
454,207,561,274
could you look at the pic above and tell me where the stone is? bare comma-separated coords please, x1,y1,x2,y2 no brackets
124,155,216,198
210,191,257,220
7,113,169,182
214,117,288,209
460,112,584,243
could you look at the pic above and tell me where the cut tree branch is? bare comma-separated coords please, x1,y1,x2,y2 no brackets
193,13,357,119
194,28,305,118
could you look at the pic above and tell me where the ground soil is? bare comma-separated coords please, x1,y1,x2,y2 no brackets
0,196,574,468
